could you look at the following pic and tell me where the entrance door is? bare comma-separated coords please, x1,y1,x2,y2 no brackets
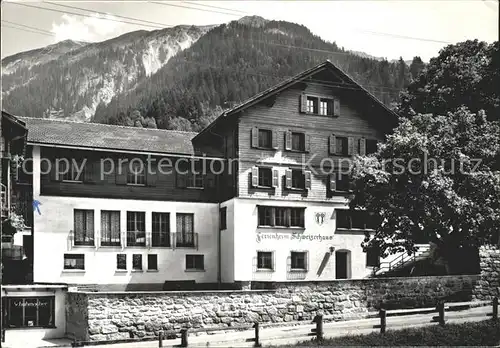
335,251,349,279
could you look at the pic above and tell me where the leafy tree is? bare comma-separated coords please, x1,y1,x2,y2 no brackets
350,107,500,271
400,40,499,121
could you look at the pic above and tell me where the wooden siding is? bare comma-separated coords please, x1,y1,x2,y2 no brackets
39,148,225,203
237,81,386,201
192,119,239,202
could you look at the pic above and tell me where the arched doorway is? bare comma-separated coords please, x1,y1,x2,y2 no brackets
335,250,351,279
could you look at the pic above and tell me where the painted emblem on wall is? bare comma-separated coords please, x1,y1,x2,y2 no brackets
315,212,326,226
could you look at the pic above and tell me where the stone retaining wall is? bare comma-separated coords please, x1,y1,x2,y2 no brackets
474,245,500,300
67,275,480,342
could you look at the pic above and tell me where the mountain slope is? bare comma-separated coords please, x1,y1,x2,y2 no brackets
2,16,412,130
1,25,213,121
94,16,411,131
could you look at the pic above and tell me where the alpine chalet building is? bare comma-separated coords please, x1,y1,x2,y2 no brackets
19,60,398,290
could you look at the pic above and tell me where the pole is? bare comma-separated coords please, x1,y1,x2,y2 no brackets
493,297,498,321
180,328,189,347
379,309,386,333
158,331,163,347
253,322,261,347
315,314,324,342
437,301,445,326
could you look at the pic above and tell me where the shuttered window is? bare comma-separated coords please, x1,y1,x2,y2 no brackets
127,160,145,185
301,94,339,116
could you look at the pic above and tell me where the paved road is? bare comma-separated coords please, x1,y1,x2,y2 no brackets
85,305,492,348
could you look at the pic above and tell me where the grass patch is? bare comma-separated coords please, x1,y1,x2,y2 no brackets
275,320,500,346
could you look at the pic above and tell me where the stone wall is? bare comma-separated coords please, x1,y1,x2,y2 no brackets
474,245,500,300
66,275,479,342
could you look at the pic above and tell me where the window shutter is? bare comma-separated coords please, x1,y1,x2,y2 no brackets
252,256,257,272
176,172,187,188
304,171,312,190
251,127,259,148
285,169,292,189
300,94,307,113
333,99,340,117
51,160,61,182
272,252,276,271
305,251,309,271
359,138,366,156
329,174,337,192
272,169,279,188
83,161,95,183
285,208,291,227
251,166,259,187
285,130,292,151
347,137,354,156
206,172,216,189
329,135,336,155
286,256,291,272
146,162,157,187
115,161,127,185
272,130,279,149
304,134,311,152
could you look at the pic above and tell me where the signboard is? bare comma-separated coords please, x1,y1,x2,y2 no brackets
256,232,333,243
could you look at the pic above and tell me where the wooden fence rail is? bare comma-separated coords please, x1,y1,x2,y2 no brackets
153,298,499,346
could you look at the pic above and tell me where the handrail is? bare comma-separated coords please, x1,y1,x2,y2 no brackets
373,246,431,276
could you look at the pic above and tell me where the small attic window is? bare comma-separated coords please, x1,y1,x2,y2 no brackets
306,96,318,114
301,94,339,116
320,99,334,116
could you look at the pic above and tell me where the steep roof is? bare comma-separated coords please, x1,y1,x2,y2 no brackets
2,111,27,130
19,117,197,155
193,60,399,141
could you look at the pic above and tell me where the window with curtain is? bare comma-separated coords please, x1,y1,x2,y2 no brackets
74,209,94,246
101,211,120,246
176,213,194,247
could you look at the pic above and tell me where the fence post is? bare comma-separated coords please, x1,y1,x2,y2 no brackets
379,309,386,334
253,322,261,347
315,314,324,342
180,328,189,347
493,297,498,321
158,331,163,347
437,301,445,326
1,328,5,343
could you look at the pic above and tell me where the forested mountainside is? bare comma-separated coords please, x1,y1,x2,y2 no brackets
1,25,212,122
2,16,425,130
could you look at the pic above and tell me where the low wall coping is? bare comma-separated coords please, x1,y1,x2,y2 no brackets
69,289,277,296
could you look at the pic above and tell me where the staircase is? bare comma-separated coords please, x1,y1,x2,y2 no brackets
372,244,431,277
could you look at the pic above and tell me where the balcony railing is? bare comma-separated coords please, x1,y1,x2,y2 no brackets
151,231,171,247
73,230,95,246
100,231,121,247
127,231,146,247
175,232,198,249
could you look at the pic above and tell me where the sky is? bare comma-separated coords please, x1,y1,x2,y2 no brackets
1,0,498,61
